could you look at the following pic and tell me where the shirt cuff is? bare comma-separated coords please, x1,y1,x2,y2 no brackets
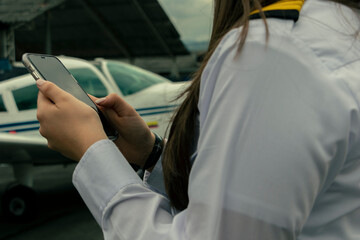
145,157,168,197
72,139,142,225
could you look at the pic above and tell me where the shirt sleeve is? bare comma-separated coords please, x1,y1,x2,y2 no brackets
73,140,291,239
144,156,168,197
72,28,348,239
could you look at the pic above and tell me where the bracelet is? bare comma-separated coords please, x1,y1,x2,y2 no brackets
143,133,164,170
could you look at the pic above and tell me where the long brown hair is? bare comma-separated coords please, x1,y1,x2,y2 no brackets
162,0,360,211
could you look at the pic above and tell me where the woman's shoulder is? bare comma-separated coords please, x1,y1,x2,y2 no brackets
215,0,360,71
292,0,360,71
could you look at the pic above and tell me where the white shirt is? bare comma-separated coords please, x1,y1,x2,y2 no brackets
73,0,360,239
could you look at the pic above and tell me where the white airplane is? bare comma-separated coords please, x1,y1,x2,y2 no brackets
0,56,187,220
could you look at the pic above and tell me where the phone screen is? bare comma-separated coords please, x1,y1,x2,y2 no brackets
23,53,118,140
27,55,98,112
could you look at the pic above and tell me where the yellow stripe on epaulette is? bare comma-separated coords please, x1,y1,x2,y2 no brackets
250,0,305,22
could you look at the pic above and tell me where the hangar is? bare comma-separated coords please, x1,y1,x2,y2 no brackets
0,0,197,79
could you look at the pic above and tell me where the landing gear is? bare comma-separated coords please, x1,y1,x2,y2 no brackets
1,153,37,221
2,162,36,221
1,183,37,221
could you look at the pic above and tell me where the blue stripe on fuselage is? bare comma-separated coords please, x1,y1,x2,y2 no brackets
0,120,39,129
136,105,178,112
0,105,178,132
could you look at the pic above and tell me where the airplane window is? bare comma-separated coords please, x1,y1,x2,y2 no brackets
69,68,108,98
12,84,38,111
0,94,6,112
107,62,168,96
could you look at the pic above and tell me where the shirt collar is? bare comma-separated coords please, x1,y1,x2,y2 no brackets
250,0,305,22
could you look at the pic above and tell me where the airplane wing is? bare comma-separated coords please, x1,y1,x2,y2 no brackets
0,133,73,165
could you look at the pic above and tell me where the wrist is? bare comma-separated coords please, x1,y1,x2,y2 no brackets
128,132,163,172
77,133,107,161
142,132,164,170
126,131,155,170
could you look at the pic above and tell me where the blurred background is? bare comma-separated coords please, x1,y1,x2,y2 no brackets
0,0,211,239
0,0,212,81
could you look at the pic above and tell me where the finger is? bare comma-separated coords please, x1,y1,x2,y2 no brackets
96,93,135,116
87,94,109,113
88,94,99,102
37,90,52,109
36,79,70,104
37,90,56,121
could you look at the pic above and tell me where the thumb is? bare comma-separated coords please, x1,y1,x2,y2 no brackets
36,79,69,104
96,93,136,117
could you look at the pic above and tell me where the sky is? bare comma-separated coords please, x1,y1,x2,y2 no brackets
158,0,213,44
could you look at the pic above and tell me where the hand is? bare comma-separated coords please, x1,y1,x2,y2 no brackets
91,94,155,168
37,79,107,161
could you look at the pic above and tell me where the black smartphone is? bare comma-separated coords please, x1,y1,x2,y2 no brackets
22,53,118,140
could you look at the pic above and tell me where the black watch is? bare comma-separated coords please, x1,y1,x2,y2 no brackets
143,133,164,170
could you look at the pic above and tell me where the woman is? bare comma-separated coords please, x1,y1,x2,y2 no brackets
37,0,360,239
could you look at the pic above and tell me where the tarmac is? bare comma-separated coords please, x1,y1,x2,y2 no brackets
0,164,103,240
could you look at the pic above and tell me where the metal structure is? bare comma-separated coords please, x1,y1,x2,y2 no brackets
0,28,15,62
0,0,66,61
0,0,190,77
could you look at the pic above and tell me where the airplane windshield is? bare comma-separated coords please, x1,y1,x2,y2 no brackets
107,62,167,96
69,68,108,98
